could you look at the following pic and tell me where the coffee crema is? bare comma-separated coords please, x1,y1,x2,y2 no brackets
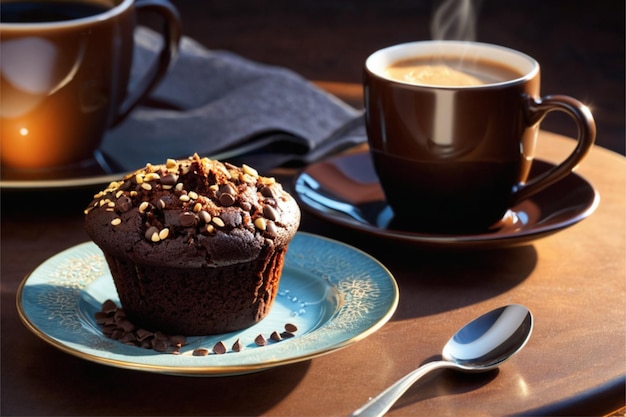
384,56,523,86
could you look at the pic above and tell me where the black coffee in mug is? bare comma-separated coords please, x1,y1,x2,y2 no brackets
0,1,111,23
364,41,596,234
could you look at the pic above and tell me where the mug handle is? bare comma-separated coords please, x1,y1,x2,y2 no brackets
112,0,182,126
511,95,596,205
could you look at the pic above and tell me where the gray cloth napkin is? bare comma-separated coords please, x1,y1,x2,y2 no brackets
101,28,366,172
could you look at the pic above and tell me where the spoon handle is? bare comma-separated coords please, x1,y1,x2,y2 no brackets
349,360,450,417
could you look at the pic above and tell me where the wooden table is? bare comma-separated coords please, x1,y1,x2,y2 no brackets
2,127,624,416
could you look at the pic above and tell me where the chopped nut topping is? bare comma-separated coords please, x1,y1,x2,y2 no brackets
86,154,298,250
254,217,267,231
159,228,170,240
242,164,258,177
144,172,160,182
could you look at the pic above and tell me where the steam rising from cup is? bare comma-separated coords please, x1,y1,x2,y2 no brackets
428,0,483,72
430,0,482,41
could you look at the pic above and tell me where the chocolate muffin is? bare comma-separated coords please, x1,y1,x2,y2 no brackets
84,154,300,335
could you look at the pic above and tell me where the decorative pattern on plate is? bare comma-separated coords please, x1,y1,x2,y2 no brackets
38,253,105,333
17,232,398,376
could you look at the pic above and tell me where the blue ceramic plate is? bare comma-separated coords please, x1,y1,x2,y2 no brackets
17,232,398,376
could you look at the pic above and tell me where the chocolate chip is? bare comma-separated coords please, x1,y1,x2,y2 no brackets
179,211,198,227
265,221,277,236
217,184,237,207
284,323,298,333
219,183,236,195
115,195,132,212
213,341,227,354
193,348,210,356
232,339,243,352
152,339,169,352
260,186,276,198
118,319,135,333
263,205,279,221
101,324,116,337
94,311,108,324
254,334,267,346
160,173,179,186
119,332,138,344
102,299,118,314
145,226,159,241
135,328,153,342
270,331,282,341
219,193,236,207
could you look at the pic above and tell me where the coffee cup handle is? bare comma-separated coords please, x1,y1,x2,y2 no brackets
511,95,596,204
112,0,182,126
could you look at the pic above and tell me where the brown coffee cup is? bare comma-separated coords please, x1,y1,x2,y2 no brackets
364,41,596,234
0,0,181,170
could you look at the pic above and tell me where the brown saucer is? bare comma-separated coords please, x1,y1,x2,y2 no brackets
0,150,126,191
293,150,599,249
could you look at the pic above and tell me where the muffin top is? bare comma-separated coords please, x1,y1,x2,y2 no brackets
84,154,300,268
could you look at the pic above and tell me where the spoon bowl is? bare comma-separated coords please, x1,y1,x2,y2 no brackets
350,304,533,417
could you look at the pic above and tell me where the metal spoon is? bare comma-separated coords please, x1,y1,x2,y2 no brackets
350,304,533,417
